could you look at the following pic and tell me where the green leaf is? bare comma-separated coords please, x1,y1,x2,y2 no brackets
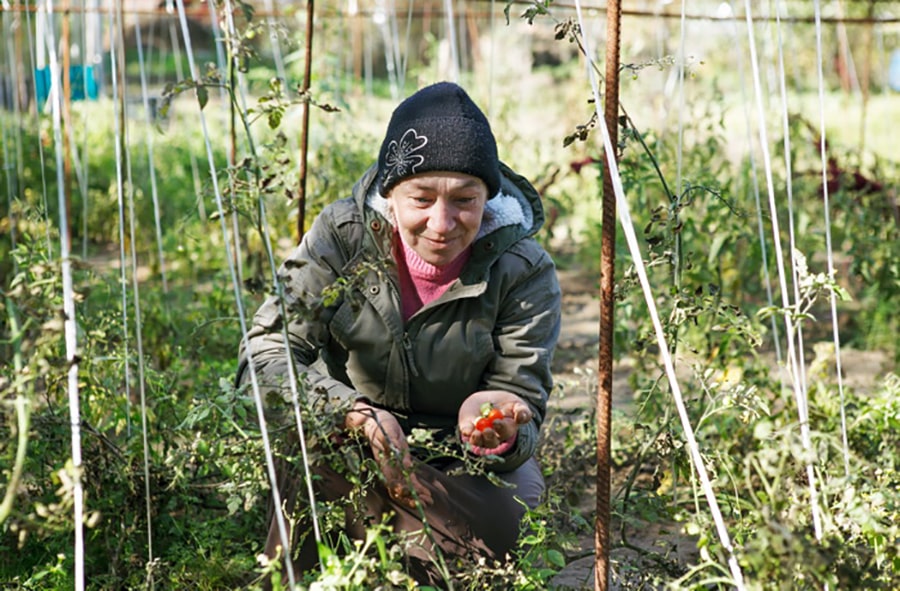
546,548,566,567
197,85,209,110
268,109,283,130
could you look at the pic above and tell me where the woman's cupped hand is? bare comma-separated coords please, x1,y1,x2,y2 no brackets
458,390,533,452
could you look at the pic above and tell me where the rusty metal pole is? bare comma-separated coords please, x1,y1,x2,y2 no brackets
595,1,621,590
296,0,314,243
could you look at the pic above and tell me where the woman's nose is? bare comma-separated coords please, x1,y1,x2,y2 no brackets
428,202,456,233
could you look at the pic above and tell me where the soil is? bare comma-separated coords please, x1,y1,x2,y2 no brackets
545,267,895,590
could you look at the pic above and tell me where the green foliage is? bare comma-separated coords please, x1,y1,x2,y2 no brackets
2,2,898,589
519,8,900,588
0,229,265,588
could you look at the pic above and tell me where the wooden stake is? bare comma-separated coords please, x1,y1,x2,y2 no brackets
858,0,875,154
596,1,621,590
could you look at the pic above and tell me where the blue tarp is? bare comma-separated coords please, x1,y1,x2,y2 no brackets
34,65,98,108
889,49,900,92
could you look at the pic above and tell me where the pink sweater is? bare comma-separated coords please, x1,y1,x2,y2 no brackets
395,233,471,322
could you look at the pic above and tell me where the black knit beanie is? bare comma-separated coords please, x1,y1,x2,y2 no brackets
377,82,501,198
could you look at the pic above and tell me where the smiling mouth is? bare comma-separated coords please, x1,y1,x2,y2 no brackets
422,235,458,247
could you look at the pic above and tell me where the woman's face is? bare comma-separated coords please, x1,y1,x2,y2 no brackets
388,171,488,267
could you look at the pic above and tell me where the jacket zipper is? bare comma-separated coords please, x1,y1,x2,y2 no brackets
402,332,420,377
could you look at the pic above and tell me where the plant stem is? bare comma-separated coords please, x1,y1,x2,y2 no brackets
0,297,31,526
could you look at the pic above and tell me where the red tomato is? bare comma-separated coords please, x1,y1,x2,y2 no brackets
475,407,505,432
475,417,494,431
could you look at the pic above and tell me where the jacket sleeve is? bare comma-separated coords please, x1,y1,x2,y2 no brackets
483,242,562,472
236,202,361,423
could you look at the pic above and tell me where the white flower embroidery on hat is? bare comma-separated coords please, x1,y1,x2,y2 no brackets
384,128,428,187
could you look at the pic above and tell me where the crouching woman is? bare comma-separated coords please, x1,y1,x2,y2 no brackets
237,81,561,586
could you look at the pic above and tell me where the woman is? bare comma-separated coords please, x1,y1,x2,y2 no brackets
237,81,561,585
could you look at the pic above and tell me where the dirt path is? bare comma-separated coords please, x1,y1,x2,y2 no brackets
547,269,689,590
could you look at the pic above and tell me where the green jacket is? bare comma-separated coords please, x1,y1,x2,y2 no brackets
237,163,561,472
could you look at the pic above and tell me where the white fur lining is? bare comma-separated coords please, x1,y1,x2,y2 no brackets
364,185,532,239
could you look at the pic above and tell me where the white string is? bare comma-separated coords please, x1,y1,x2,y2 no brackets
387,0,401,94
773,2,810,402
166,18,207,221
42,0,84,587
376,0,399,100
813,0,851,478
1,17,13,187
221,0,326,552
673,0,686,289
399,0,414,91
256,179,326,559
2,12,20,271
0,5,36,273
363,13,373,94
726,0,782,363
173,1,297,584
381,0,413,97
109,1,155,575
742,0,823,541
488,0,496,118
74,0,92,260
208,4,229,102
442,0,459,82
23,0,55,257
387,0,402,92
106,2,134,442
260,0,288,84
572,3,747,587
133,14,170,293
210,0,249,300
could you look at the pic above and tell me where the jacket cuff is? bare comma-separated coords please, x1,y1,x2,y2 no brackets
467,432,517,457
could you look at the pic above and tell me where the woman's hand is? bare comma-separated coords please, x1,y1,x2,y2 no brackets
345,400,432,508
458,390,533,451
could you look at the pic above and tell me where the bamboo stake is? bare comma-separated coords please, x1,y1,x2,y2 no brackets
596,2,621,590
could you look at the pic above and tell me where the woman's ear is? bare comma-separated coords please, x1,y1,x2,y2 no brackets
386,199,397,225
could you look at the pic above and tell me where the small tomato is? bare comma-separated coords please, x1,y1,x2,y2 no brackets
474,404,505,432
475,416,494,431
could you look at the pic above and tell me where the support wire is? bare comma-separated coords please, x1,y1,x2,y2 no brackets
42,0,84,586
773,2,811,399
110,1,156,579
743,0,823,540
133,13,170,293
727,0,782,363
813,0,851,478
174,0,298,584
